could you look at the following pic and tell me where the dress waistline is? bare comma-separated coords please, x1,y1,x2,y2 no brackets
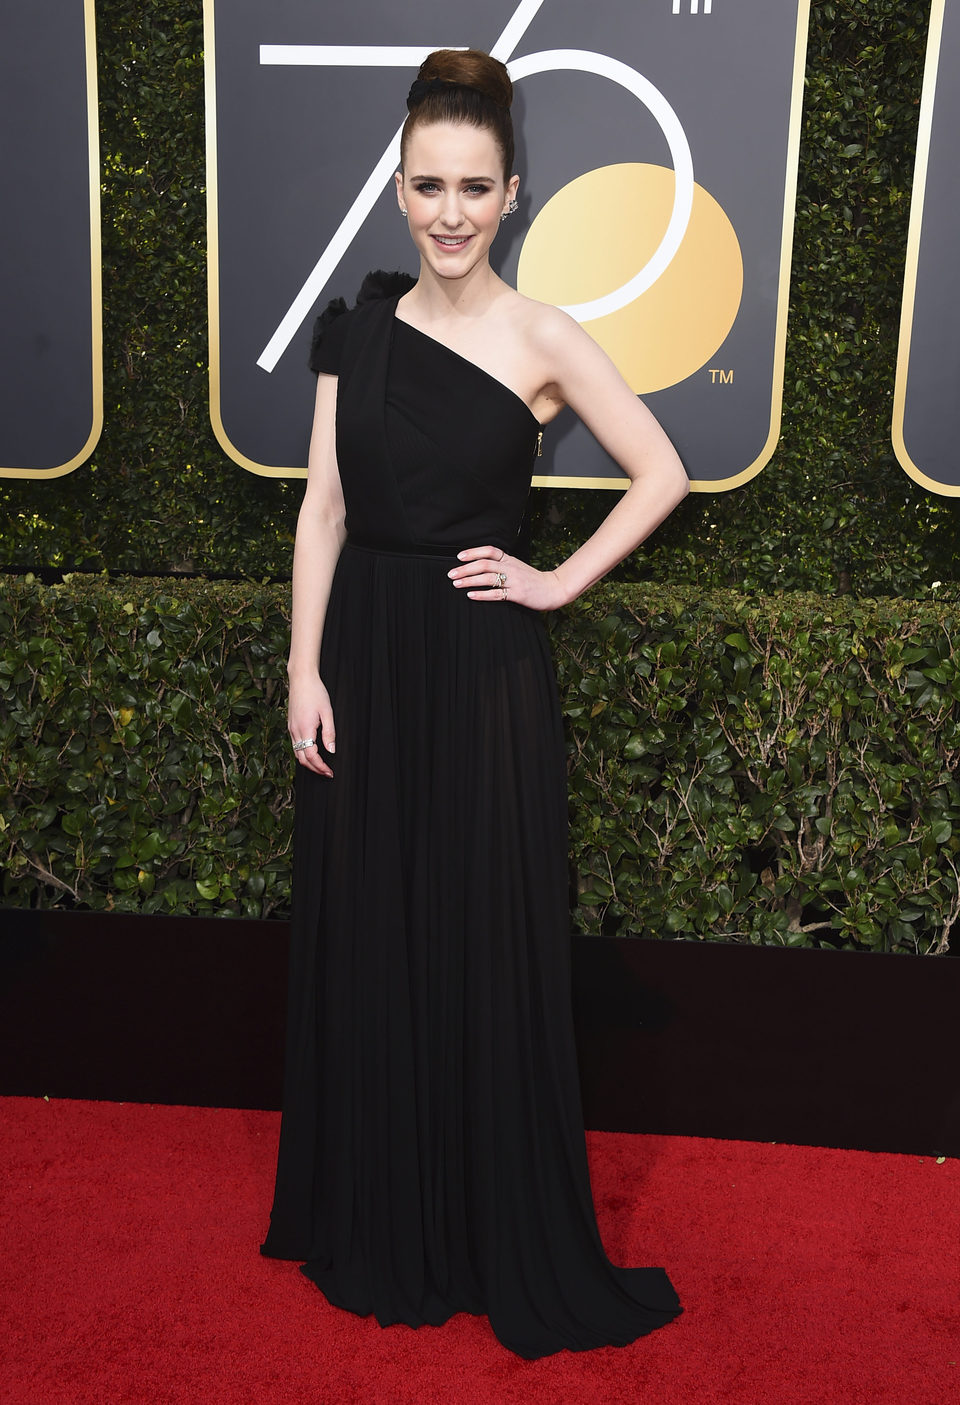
345,536,463,562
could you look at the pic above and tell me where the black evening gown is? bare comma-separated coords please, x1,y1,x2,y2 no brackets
261,270,682,1359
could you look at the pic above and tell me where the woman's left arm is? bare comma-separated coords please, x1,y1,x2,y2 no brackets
451,308,689,610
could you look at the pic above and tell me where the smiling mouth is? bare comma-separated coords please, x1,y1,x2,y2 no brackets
431,234,473,249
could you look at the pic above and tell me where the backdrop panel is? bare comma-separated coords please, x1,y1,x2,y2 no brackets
205,0,809,489
892,0,960,495
0,0,102,479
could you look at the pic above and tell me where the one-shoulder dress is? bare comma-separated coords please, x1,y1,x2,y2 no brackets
261,270,682,1359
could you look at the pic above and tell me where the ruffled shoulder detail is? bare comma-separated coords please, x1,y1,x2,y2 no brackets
309,271,416,373
356,268,417,304
308,296,349,372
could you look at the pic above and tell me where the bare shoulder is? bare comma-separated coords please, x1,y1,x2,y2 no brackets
500,291,582,350
485,289,607,421
496,289,595,386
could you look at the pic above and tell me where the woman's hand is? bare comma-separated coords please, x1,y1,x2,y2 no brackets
448,547,567,612
288,672,336,777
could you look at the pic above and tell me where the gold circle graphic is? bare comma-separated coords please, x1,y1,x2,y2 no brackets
517,163,743,393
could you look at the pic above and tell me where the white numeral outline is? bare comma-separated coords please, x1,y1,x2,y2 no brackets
256,0,693,370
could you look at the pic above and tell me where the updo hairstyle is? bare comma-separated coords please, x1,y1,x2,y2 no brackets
400,49,515,182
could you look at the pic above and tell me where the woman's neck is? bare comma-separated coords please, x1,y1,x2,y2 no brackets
405,261,505,324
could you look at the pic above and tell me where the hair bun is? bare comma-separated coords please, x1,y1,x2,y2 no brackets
417,49,513,109
401,48,516,180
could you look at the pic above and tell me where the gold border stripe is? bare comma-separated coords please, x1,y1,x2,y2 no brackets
890,0,954,494
686,0,811,494
205,1,298,478
0,0,104,480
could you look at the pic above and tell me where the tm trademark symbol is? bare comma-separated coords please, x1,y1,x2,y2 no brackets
708,368,734,384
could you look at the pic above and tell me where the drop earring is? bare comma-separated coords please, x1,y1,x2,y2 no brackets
500,198,519,222
400,208,408,218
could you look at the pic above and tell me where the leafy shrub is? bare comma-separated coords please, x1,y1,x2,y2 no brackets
556,586,960,952
0,576,292,919
3,575,958,954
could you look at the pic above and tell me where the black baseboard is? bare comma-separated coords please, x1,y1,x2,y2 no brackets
1,908,957,1156
570,936,960,1156
0,909,287,1112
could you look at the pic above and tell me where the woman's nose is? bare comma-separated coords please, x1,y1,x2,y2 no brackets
439,196,464,227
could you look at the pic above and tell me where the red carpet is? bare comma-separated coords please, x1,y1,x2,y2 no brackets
1,1098,956,1404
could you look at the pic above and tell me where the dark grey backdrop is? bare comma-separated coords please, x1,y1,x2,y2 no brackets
208,0,808,486
895,0,960,493
0,0,100,477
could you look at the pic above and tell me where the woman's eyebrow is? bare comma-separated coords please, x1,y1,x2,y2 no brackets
409,174,497,183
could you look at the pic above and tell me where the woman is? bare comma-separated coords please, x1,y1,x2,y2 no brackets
261,48,689,1359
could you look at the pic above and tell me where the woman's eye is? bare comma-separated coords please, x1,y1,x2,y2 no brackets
411,182,491,196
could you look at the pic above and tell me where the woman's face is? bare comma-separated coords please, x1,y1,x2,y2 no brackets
396,121,519,282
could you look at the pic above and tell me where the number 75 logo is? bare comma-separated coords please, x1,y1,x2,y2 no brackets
205,0,809,489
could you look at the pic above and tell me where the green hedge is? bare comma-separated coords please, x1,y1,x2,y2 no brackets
3,575,958,954
561,587,960,953
1,0,959,595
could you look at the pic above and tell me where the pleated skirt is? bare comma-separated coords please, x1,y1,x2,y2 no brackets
261,541,682,1358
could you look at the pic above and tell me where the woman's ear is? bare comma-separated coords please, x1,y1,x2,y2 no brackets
394,169,406,215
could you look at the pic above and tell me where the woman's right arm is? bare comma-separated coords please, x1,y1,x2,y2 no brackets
287,371,347,777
